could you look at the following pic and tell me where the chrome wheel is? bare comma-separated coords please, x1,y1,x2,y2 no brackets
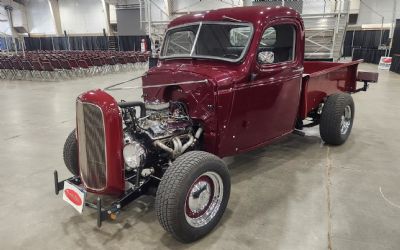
185,171,224,228
340,105,352,135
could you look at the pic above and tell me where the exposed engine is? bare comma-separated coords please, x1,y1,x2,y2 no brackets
120,100,202,171
139,101,193,140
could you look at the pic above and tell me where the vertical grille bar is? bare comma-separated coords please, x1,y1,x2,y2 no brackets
76,101,107,190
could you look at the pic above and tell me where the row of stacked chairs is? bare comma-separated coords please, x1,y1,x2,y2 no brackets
0,50,150,81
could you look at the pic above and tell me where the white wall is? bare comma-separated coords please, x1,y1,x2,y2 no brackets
11,3,28,29
0,1,27,35
110,4,117,23
149,0,169,22
349,0,360,14
26,0,109,35
302,1,335,15
144,0,243,22
6,0,399,37
59,0,107,34
0,8,11,35
357,0,400,25
172,0,241,13
25,0,56,35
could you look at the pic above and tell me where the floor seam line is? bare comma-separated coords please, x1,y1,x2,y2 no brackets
326,146,333,250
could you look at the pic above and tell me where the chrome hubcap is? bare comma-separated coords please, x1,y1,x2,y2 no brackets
185,171,224,228
340,105,352,135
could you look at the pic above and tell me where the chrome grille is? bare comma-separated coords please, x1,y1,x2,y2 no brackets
76,101,107,190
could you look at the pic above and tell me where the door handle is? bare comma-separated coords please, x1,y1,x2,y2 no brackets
250,73,257,82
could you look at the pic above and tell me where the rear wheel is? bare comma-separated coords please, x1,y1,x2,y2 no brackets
63,129,79,176
155,151,230,243
319,93,355,145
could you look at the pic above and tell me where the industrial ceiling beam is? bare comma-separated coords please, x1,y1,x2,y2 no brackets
4,4,17,51
101,0,111,35
47,0,62,35
163,0,171,16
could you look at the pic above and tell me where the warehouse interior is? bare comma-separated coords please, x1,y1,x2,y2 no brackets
1,0,400,249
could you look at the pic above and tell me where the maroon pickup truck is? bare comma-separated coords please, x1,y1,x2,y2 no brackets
54,6,378,242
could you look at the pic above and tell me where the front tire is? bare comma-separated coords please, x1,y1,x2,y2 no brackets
63,129,79,176
320,93,355,145
155,151,230,243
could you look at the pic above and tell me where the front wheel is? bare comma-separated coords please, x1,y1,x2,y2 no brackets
319,93,355,145
63,129,79,176
155,151,230,243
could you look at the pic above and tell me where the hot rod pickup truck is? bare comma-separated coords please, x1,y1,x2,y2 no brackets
54,6,378,243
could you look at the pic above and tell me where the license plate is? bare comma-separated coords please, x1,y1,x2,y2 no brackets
63,181,86,214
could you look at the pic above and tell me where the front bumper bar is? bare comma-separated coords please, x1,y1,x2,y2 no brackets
54,170,149,227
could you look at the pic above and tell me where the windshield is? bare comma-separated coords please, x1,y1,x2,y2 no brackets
160,22,253,62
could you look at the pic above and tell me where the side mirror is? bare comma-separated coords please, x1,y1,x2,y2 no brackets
258,51,274,64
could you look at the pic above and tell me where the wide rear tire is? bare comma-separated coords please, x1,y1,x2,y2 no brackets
63,129,79,176
319,93,355,145
155,151,230,243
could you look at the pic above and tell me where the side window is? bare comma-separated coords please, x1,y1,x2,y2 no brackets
258,24,296,64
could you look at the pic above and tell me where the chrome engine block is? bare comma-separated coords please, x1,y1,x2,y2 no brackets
138,101,193,140
120,100,201,160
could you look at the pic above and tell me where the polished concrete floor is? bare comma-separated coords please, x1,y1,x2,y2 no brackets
0,63,399,250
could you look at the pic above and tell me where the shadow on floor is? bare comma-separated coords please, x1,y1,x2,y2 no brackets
61,133,325,249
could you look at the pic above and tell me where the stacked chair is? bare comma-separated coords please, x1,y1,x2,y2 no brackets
0,50,150,81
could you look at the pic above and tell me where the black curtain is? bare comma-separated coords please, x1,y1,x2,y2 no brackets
23,35,149,51
24,37,61,50
118,36,150,51
82,37,95,50
352,48,387,64
40,37,54,50
0,37,20,51
0,37,6,50
343,30,390,57
390,19,400,56
390,19,400,74
82,36,108,50
24,37,40,50
352,30,389,48
53,37,68,50
69,37,83,50
343,31,354,57
390,55,400,74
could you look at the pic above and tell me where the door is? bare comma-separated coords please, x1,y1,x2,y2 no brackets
224,21,303,153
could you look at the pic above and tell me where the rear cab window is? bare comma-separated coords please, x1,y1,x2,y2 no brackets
258,24,296,64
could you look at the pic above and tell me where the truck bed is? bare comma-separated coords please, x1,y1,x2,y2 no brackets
299,60,362,119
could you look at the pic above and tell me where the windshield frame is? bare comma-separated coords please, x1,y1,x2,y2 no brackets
159,21,254,63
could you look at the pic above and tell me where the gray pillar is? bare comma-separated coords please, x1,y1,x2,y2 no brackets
48,0,63,36
4,5,17,52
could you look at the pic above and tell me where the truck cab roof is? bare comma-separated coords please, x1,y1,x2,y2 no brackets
168,6,302,29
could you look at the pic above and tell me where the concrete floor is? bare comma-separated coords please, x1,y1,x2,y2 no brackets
0,63,399,250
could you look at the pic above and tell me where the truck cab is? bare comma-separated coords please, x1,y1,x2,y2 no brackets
143,6,305,156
